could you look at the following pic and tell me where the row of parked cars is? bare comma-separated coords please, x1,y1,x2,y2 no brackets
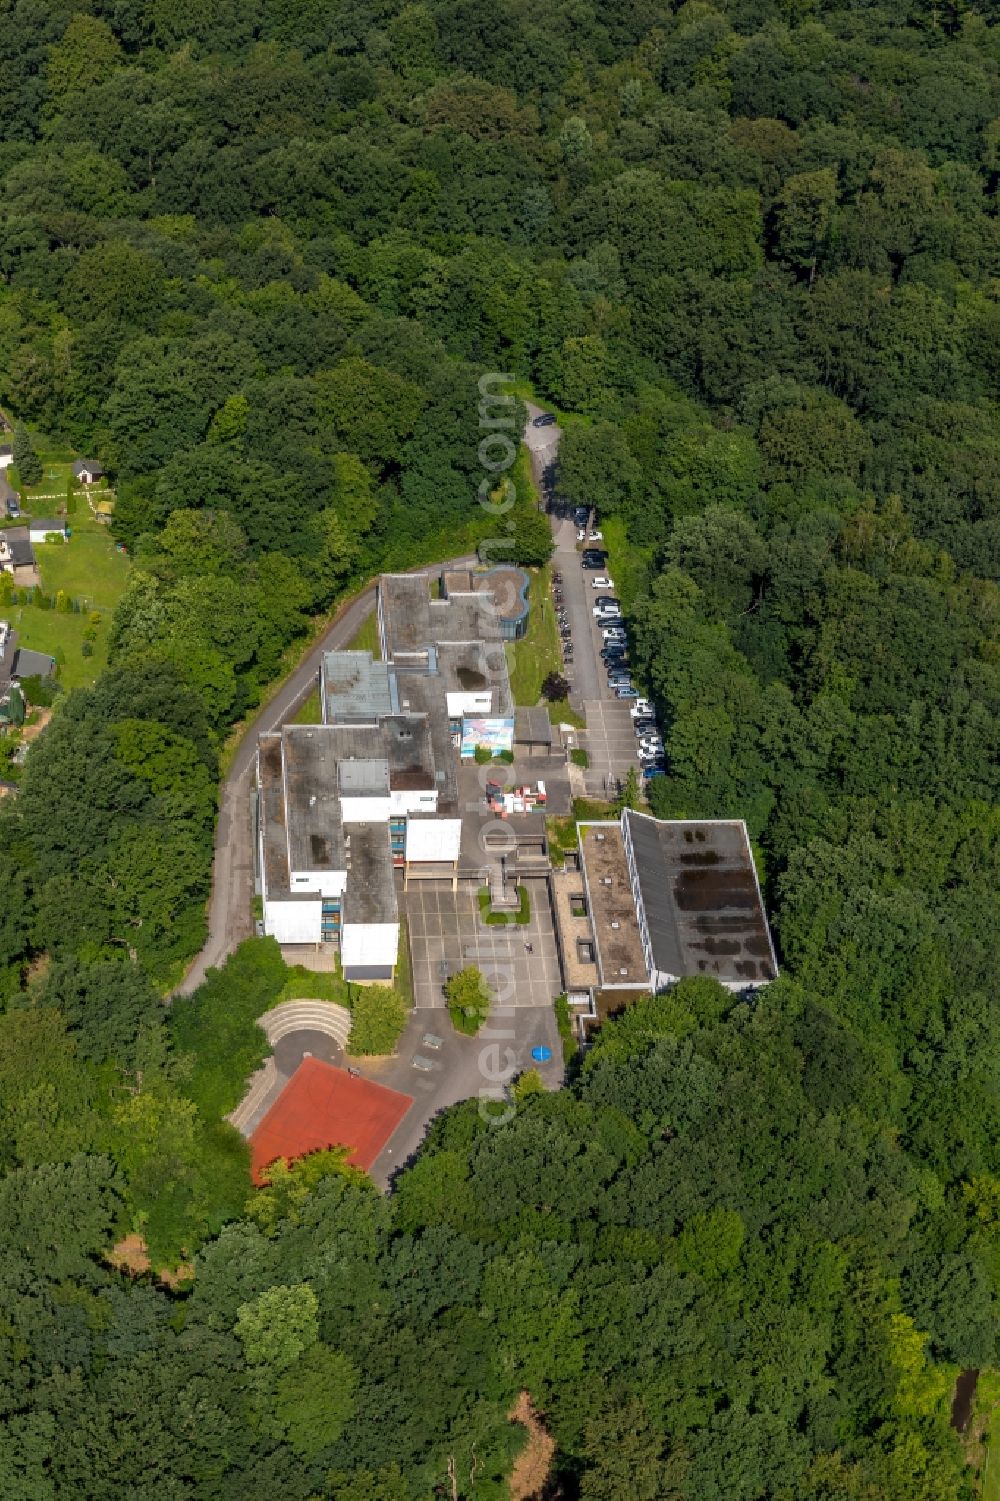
576,508,667,780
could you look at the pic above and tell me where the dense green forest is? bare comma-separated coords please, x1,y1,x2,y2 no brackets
1,0,999,1495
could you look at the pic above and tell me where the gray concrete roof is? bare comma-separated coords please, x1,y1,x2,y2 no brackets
579,821,649,989
622,811,777,986
12,647,54,679
338,757,389,795
515,706,553,745
379,572,503,656
342,822,397,924
323,650,399,722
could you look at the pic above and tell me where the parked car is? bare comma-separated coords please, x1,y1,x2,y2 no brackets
590,576,614,589
633,720,658,736
593,605,621,618
588,529,603,541
581,558,605,570
595,595,619,608
616,687,639,699
643,766,666,781
630,699,653,717
534,412,557,427
602,629,627,642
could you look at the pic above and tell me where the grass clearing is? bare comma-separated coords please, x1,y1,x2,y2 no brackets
34,509,130,613
0,477,129,693
395,914,414,1010
506,564,561,707
0,597,110,690
600,515,651,614
278,963,351,1007
506,378,593,432
345,610,380,656
292,686,322,725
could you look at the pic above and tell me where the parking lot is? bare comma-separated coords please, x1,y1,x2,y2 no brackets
581,697,641,796
404,880,562,1009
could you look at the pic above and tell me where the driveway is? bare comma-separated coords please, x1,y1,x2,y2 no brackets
523,402,643,795
404,880,562,1010
363,1001,564,1188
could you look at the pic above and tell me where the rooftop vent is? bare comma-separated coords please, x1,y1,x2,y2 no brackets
595,833,605,842
600,877,612,886
611,920,620,930
619,968,629,976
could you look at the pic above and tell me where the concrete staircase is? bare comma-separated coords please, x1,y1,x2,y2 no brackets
260,999,352,1049
226,1001,354,1138
227,1057,279,1135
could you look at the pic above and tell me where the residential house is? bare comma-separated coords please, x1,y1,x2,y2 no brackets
0,526,36,578
12,648,55,681
72,460,104,485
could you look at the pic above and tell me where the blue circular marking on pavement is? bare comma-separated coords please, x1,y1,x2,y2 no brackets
531,1045,553,1063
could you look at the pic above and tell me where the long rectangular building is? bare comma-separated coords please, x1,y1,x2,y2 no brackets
557,810,777,1022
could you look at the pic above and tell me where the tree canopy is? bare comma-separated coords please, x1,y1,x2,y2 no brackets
1,0,998,1495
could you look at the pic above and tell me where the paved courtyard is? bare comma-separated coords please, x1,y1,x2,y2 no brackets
404,879,562,1009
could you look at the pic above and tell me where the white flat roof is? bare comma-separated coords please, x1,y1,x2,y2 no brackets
405,818,462,863
341,922,399,969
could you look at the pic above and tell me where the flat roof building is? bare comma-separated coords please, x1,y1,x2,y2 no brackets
442,565,530,641
620,810,778,990
557,812,778,1028
322,650,399,724
377,572,512,720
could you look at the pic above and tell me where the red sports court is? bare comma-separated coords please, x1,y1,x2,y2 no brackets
250,1057,413,1185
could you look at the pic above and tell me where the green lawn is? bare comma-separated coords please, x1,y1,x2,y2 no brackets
0,599,111,689
478,886,531,925
292,686,323,725
278,963,351,1007
986,1438,1000,1501
0,505,130,691
345,610,380,657
978,1370,1000,1501
506,564,561,706
34,510,130,613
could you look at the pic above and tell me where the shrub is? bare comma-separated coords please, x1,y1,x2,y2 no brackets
348,984,408,1055
542,671,570,701
554,993,576,1063
169,937,287,1120
445,966,490,1035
